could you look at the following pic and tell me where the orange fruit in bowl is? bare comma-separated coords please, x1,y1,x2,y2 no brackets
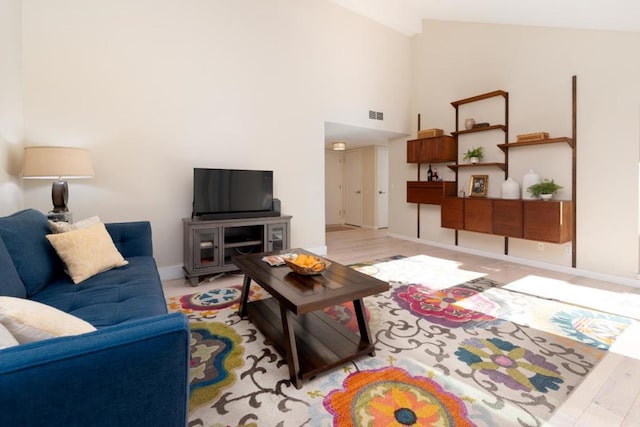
294,254,309,266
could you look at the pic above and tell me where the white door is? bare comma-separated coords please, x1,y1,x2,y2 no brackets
376,146,389,228
324,150,343,225
344,149,363,226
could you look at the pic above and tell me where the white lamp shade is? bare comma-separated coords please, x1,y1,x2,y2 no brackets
22,146,94,179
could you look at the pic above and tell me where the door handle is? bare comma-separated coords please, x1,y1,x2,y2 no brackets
378,191,386,194
356,190,361,194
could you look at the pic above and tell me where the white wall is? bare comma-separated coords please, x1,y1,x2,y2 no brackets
324,149,343,225
0,0,24,215
20,0,411,274
18,3,638,281
389,20,640,279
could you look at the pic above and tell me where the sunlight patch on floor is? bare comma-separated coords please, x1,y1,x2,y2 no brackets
504,275,640,320
492,275,640,361
356,254,486,289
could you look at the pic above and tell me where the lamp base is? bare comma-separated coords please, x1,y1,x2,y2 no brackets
47,211,73,223
51,180,69,213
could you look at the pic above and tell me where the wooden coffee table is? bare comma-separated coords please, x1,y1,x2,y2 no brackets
234,249,389,389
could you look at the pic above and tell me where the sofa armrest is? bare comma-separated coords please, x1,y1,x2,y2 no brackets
105,221,153,258
0,313,190,427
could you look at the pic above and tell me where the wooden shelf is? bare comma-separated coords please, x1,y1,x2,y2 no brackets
246,298,374,383
451,90,508,107
451,124,507,136
225,240,263,249
448,162,506,172
497,137,574,152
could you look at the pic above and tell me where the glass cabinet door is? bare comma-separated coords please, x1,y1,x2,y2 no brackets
194,228,220,269
266,223,288,251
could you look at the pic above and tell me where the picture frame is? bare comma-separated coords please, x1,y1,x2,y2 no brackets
469,175,488,197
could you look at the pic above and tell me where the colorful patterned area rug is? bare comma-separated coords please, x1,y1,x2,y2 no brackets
166,256,635,427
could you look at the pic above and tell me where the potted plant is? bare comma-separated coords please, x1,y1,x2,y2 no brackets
527,179,563,200
463,146,483,164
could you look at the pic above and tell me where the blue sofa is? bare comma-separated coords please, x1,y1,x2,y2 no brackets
0,209,190,427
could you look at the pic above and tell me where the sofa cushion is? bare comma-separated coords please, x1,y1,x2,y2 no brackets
0,313,190,427
0,209,63,296
0,237,26,298
45,223,128,284
105,221,153,258
0,296,96,343
31,256,167,328
0,323,19,349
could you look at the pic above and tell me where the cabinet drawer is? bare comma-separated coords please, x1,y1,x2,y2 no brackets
407,181,456,205
406,136,456,163
523,200,573,243
441,197,464,229
464,198,493,234
493,200,523,237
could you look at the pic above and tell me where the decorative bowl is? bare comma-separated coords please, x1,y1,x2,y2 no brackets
284,254,331,275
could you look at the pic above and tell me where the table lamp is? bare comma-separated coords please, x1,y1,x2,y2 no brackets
22,146,94,214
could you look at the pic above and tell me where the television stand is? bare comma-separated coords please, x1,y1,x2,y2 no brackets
196,210,279,221
182,214,292,286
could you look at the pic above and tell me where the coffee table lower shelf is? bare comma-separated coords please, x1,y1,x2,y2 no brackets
245,298,375,385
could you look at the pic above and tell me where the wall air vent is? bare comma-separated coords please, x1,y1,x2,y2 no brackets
368,110,384,121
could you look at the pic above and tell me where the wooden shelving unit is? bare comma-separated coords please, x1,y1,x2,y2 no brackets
448,89,509,248
441,77,577,266
409,78,577,267
405,123,459,237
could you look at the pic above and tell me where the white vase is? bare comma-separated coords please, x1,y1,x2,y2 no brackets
464,118,475,130
540,193,553,201
469,156,479,164
501,177,520,199
522,169,540,200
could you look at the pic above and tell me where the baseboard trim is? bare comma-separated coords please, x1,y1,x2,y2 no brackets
158,264,185,281
387,232,640,290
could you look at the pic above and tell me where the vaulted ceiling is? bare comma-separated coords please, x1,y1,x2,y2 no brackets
324,0,639,151
331,0,640,36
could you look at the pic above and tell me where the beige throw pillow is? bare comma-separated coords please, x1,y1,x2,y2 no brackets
46,222,129,284
48,216,101,233
0,322,19,349
0,297,96,343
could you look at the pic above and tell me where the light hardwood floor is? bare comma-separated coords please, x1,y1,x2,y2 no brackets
163,227,640,427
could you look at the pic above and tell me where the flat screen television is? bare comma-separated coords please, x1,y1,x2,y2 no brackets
192,168,277,219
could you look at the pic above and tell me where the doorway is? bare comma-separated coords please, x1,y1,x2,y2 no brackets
324,145,389,229
324,121,406,229
344,149,363,226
